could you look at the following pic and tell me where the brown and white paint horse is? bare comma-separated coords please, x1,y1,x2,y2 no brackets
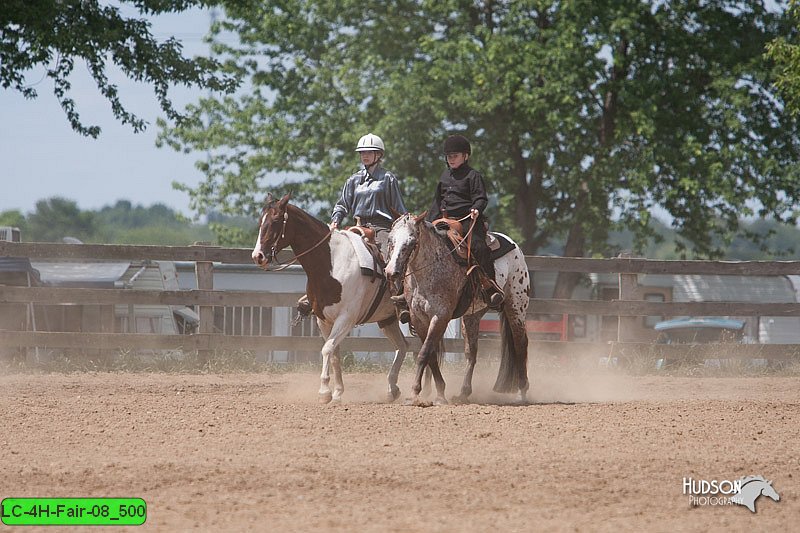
252,193,409,403
385,212,531,404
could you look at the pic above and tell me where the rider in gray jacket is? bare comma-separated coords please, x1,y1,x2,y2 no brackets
297,133,408,319
330,134,407,253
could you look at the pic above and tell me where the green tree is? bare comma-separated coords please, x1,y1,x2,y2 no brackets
160,1,800,296
767,0,800,115
26,198,97,242
0,209,27,235
0,0,237,137
93,200,214,244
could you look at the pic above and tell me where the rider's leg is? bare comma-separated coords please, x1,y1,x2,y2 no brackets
470,219,504,309
390,284,411,324
297,293,312,317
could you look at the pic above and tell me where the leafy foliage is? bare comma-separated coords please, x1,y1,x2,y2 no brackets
0,0,237,137
4,196,800,259
767,0,800,114
159,1,800,294
0,198,216,244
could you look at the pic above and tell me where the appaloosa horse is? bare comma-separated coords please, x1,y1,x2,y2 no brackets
252,193,409,403
385,212,531,404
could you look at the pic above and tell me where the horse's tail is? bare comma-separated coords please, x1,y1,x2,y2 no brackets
493,312,528,393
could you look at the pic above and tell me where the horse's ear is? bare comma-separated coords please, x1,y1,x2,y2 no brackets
389,207,403,219
414,211,428,224
278,193,291,209
266,193,274,205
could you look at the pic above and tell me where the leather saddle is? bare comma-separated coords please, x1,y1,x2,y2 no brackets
431,218,469,261
432,217,501,258
345,224,385,274
346,224,376,243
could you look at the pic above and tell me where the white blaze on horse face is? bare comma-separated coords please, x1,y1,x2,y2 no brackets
251,212,266,262
385,220,414,278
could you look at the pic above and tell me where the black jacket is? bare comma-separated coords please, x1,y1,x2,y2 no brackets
426,164,489,222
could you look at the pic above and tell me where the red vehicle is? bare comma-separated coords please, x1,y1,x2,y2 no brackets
479,314,568,341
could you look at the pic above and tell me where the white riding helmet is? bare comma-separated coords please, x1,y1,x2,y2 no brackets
355,133,385,153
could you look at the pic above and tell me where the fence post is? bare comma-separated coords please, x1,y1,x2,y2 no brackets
617,251,639,343
195,259,214,365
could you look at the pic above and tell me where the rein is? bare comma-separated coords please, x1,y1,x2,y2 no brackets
261,209,334,272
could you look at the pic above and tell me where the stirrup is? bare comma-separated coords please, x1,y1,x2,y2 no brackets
398,309,411,324
295,298,313,324
488,291,504,309
297,300,312,317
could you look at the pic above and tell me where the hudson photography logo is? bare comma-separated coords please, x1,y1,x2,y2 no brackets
683,475,780,513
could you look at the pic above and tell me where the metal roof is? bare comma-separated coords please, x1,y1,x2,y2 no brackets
593,273,798,303
31,262,131,287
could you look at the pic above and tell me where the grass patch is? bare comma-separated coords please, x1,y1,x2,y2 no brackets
0,348,400,374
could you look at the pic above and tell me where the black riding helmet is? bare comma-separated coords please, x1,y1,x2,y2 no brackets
443,134,471,155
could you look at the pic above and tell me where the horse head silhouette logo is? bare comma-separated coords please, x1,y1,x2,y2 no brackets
732,476,780,513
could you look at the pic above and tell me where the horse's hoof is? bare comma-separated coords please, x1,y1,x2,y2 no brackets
405,397,433,407
319,392,333,404
386,386,401,403
434,396,449,406
451,394,470,405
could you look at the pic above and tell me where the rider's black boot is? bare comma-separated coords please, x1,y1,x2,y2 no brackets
297,294,312,318
390,294,411,324
481,277,505,310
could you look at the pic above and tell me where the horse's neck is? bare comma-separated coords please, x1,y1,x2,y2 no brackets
286,205,329,259
411,224,465,289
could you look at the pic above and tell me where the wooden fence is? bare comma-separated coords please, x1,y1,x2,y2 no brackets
3,241,800,362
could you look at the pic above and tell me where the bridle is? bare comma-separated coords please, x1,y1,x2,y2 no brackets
260,208,333,272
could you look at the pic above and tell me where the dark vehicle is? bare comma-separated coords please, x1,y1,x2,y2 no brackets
654,317,745,344
653,317,754,370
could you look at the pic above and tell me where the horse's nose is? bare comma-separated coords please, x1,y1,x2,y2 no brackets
386,268,398,281
252,250,265,265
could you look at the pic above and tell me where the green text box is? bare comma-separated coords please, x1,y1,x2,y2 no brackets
1,498,146,526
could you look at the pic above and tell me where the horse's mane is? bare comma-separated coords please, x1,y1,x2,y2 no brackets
286,203,329,232
264,196,328,233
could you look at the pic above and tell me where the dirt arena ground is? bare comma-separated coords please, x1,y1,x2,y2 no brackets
1,366,798,532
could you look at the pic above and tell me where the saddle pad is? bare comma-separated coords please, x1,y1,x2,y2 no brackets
340,230,385,279
489,232,517,261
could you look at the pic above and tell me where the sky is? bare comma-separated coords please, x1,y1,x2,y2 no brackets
0,7,234,219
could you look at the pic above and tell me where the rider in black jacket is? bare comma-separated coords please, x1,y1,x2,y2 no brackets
392,135,504,321
429,134,503,309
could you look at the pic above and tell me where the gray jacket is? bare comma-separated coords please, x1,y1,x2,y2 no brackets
330,166,407,227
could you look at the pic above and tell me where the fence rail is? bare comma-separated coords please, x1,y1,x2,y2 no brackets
3,241,800,362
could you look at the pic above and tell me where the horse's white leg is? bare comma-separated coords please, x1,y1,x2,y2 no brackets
454,312,482,404
331,344,344,403
382,320,408,402
319,316,354,404
317,319,334,403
